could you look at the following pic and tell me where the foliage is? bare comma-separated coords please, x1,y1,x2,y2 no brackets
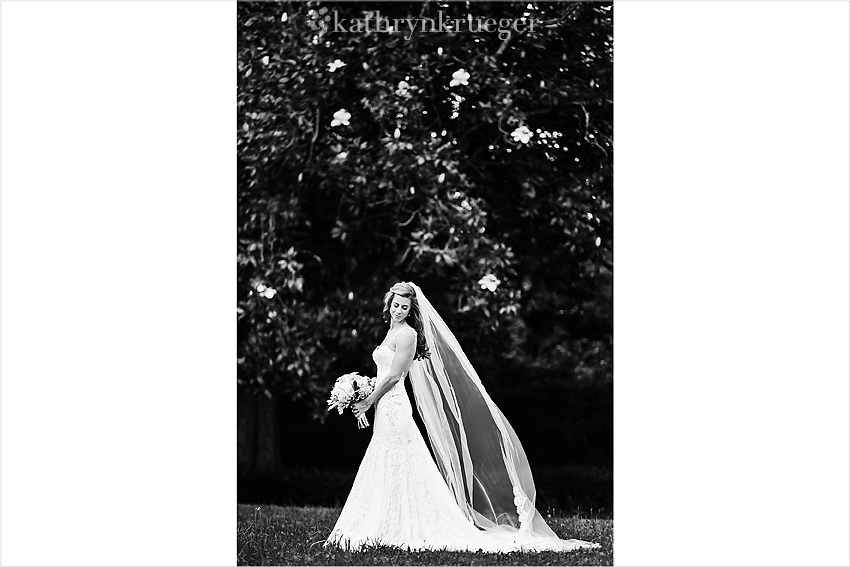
237,505,613,566
238,1,613,412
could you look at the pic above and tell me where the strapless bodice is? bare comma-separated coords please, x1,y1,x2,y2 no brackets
372,328,416,398
372,344,396,375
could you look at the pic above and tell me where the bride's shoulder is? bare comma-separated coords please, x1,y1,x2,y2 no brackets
396,325,417,343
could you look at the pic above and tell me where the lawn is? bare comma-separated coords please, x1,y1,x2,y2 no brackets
237,505,613,566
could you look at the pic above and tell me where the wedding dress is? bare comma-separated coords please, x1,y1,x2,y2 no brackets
325,323,600,553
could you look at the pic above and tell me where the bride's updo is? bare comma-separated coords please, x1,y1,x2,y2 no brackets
382,282,430,361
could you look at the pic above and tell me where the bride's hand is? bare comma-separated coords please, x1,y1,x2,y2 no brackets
352,397,373,429
352,397,372,419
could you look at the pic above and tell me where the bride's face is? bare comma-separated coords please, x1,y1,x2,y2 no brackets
390,295,411,323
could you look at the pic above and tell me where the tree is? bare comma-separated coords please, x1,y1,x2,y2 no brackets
237,1,613,427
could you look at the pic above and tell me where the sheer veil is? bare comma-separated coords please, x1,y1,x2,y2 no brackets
405,282,592,546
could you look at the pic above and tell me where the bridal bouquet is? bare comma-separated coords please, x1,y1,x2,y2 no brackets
327,372,376,417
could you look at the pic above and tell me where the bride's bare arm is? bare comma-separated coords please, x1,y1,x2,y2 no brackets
354,329,415,416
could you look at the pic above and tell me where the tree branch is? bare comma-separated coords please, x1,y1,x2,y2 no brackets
307,106,320,163
399,208,420,227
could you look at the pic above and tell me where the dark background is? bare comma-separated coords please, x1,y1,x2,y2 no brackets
237,1,613,518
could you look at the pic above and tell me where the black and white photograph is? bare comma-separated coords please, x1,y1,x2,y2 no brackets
2,2,849,566
237,1,613,564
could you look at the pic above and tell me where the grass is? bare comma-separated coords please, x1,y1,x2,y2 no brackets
237,504,613,566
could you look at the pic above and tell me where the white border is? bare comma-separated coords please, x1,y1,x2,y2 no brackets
615,2,849,565
1,2,236,566
1,1,848,566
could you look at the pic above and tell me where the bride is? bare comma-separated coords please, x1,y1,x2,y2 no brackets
324,282,601,553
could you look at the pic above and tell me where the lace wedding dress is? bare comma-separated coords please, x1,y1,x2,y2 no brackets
325,327,600,553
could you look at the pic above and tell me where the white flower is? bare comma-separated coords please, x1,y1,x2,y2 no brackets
478,274,500,292
514,495,527,506
281,12,288,22
331,109,351,127
512,486,522,496
394,128,401,139
449,69,470,87
268,310,277,319
256,283,267,293
396,80,411,95
511,126,533,144
595,236,602,247
261,287,277,299
437,172,445,183
261,55,270,65
328,59,346,72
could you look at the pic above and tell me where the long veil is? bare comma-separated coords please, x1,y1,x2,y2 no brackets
406,282,595,547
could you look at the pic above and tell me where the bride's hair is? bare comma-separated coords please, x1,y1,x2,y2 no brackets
382,282,430,360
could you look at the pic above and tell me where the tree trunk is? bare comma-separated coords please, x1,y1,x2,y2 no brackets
238,390,282,475
254,393,282,473
237,389,256,475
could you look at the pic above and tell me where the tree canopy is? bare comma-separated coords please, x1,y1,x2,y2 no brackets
237,1,613,415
